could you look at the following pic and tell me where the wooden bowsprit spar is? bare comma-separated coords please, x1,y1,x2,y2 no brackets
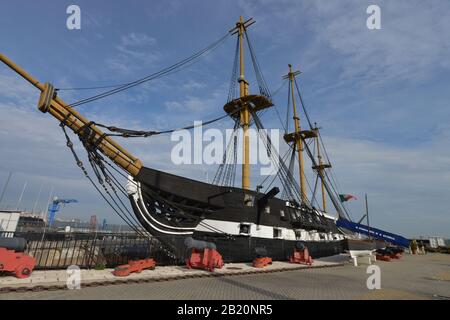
0,53,143,178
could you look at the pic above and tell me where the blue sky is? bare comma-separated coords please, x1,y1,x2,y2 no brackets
0,0,449,238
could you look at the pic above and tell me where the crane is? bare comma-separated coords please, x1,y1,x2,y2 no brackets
47,197,78,227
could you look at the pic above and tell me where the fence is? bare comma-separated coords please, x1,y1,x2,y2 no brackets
0,231,178,269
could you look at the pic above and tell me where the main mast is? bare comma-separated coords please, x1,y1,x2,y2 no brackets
283,65,307,203
282,64,321,205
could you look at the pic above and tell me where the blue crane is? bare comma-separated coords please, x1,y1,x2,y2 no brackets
47,197,78,227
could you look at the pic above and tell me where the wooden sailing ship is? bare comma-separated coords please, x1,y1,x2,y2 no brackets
0,17,354,262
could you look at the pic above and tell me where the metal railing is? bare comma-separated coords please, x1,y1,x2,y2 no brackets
0,231,179,269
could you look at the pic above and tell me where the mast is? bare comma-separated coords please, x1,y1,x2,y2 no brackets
238,16,251,190
0,54,142,177
283,65,307,203
316,134,327,212
225,17,273,191
313,126,332,212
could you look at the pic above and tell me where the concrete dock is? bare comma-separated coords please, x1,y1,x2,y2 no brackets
0,253,449,300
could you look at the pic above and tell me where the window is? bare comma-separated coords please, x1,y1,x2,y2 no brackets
264,206,270,214
295,230,302,240
244,194,254,207
280,210,285,218
273,228,282,239
239,223,251,235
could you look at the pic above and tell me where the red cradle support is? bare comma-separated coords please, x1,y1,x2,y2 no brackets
186,248,224,272
252,257,272,268
390,253,402,259
289,247,313,266
0,247,36,279
376,254,392,262
113,258,156,277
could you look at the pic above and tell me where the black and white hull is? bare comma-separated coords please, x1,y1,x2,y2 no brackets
127,166,345,263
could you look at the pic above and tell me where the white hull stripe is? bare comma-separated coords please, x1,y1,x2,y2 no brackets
196,219,345,242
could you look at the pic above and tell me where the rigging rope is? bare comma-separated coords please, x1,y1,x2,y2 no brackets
94,107,240,138
244,30,271,98
63,33,231,107
60,123,149,237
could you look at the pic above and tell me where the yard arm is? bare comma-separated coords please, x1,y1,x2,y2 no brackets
0,53,143,177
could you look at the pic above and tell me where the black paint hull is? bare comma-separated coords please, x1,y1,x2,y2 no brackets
128,166,346,263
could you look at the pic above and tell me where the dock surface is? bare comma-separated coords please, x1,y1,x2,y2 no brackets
1,253,449,300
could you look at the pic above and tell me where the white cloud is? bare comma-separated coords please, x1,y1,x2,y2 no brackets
165,89,225,112
239,0,450,86
106,32,160,74
120,33,157,47
321,133,450,237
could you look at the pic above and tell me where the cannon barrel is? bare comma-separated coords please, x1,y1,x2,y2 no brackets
0,237,27,252
254,247,267,258
184,237,217,250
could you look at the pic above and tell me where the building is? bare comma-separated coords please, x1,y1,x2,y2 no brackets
0,210,20,234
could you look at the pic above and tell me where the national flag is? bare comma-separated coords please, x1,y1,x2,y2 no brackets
339,194,357,202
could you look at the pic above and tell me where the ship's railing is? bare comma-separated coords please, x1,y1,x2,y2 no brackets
0,231,179,270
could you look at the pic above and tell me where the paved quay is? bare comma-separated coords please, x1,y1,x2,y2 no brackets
0,253,449,300
0,254,346,291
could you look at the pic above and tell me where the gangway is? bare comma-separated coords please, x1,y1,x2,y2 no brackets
336,219,410,248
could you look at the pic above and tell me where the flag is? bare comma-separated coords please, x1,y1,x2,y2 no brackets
339,194,357,202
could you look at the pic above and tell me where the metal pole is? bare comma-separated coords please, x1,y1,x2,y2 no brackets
15,181,28,210
42,186,54,222
365,193,371,240
32,182,44,214
0,172,12,207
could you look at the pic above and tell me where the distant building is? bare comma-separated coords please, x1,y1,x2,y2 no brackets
89,215,97,231
417,236,448,248
0,210,20,234
17,216,46,231
428,237,446,248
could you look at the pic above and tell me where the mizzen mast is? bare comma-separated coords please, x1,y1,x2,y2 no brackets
312,125,332,212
